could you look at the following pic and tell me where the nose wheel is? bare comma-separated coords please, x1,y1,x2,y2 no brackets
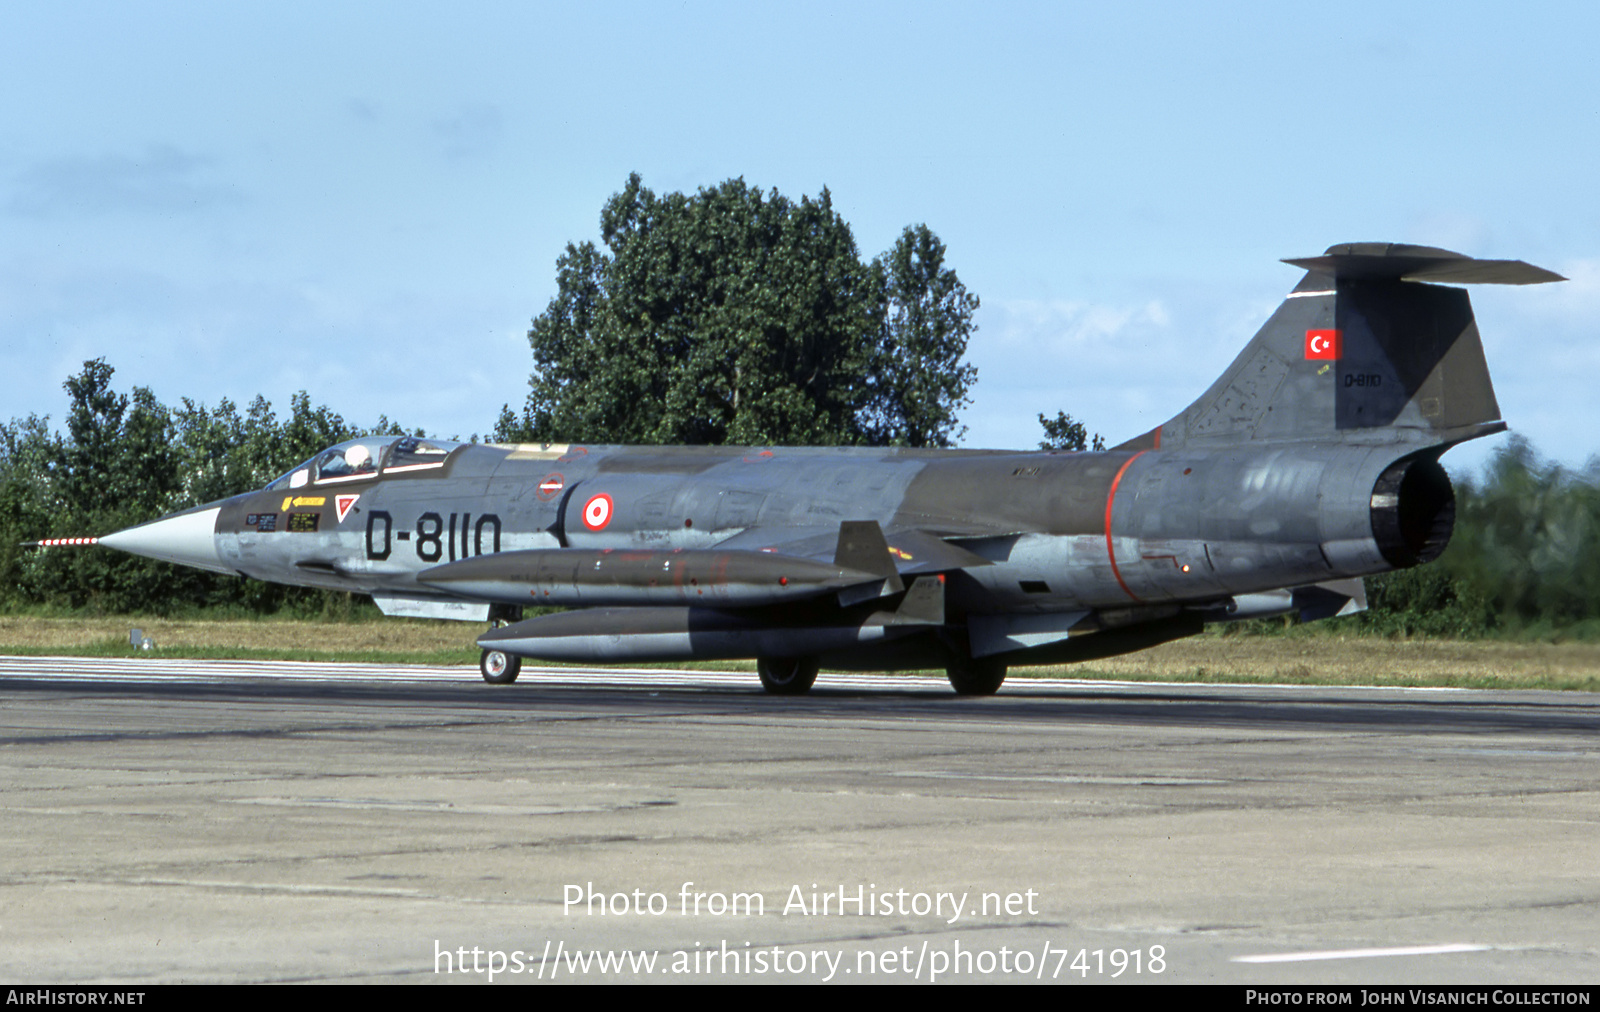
480,648,521,684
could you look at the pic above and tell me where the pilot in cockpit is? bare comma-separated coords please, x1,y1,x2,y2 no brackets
313,444,379,483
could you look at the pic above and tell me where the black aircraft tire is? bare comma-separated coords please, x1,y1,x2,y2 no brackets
480,648,521,685
947,656,1006,695
757,656,819,695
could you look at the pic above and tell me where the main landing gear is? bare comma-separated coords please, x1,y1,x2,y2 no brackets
757,656,820,695
754,655,1006,695
946,655,1006,695
480,648,521,685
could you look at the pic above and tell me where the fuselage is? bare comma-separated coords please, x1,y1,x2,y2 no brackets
148,435,1427,624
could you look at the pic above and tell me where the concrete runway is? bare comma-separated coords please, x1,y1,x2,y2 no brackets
1,654,1597,985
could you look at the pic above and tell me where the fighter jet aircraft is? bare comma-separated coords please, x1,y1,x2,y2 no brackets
92,243,1562,694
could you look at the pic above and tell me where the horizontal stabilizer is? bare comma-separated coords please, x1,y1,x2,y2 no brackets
1283,243,1564,285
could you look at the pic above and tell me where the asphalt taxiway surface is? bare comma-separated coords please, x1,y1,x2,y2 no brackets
1,655,1596,984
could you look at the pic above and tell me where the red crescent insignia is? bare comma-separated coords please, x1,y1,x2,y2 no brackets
1305,329,1342,360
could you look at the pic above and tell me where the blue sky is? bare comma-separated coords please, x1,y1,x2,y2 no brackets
3,2,1595,477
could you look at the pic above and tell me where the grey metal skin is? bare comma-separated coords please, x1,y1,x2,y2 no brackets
416,547,885,608
95,244,1561,693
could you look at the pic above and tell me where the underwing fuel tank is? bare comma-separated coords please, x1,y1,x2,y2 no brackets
417,547,881,607
478,603,933,663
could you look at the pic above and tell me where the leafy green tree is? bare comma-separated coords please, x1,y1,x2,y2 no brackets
1449,438,1600,627
508,174,978,447
0,414,62,606
0,360,415,615
15,360,189,611
1037,411,1104,452
858,225,979,447
278,392,366,469
172,396,268,507
1348,437,1600,637
1358,565,1492,638
58,360,180,519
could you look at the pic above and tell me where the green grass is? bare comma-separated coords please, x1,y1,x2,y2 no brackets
6,613,1600,691
0,638,484,666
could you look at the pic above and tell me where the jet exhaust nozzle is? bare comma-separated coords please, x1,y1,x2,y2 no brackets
1370,456,1455,568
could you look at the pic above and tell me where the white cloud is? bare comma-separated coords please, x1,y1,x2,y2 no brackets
961,293,1263,450
6,145,243,217
431,103,503,159
0,258,532,442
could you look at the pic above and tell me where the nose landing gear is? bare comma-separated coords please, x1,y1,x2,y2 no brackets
480,648,521,684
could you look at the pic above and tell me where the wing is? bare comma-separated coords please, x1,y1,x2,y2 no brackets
417,521,991,610
711,521,994,578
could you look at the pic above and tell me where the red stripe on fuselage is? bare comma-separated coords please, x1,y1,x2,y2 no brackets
1104,451,1148,602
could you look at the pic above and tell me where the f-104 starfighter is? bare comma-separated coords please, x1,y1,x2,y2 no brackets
91,243,1562,694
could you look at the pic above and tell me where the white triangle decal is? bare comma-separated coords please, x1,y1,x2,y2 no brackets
335,494,360,523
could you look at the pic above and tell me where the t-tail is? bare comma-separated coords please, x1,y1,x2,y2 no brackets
1098,244,1562,611
1118,243,1564,454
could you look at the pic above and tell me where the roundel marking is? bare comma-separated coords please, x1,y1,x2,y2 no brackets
537,473,565,501
582,493,614,531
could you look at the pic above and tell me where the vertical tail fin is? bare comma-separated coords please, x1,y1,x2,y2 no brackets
1117,243,1563,452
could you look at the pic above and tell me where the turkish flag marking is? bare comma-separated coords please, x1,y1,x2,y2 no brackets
1305,329,1342,360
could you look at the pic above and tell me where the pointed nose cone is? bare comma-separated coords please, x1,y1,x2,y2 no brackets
99,506,233,574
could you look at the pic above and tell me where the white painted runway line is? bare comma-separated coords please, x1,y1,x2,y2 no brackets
1234,943,1493,963
0,654,954,691
0,654,1527,697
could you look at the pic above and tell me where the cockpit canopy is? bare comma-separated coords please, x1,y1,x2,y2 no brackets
265,436,463,490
